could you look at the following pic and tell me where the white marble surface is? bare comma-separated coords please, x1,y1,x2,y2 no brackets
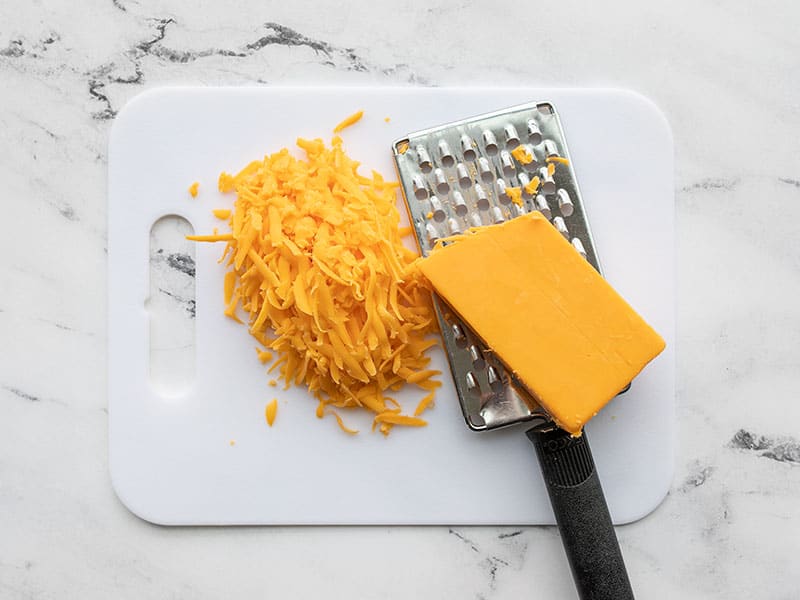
1,1,798,598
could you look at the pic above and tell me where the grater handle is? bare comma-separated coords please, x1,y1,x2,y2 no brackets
527,425,635,600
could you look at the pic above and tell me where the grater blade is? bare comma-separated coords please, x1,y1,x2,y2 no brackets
393,101,625,432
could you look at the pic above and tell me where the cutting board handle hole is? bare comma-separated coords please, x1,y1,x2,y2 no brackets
147,215,196,398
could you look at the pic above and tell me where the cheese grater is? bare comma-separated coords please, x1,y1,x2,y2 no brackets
393,101,636,600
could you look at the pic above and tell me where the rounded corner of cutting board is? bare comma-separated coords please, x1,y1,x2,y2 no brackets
109,462,172,526
614,458,675,525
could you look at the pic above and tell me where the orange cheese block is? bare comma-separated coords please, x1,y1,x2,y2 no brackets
418,212,665,435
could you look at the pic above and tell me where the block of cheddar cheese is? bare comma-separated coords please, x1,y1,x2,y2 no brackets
418,212,665,435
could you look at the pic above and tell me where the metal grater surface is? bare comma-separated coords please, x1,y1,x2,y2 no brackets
393,101,612,431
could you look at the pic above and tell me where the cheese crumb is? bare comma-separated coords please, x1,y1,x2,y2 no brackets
506,187,523,207
189,182,199,197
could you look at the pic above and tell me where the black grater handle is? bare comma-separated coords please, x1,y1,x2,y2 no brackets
527,425,635,600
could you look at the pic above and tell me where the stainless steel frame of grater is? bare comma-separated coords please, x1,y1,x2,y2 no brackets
393,101,625,432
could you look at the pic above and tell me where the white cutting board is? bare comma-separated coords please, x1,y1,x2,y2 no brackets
108,87,674,525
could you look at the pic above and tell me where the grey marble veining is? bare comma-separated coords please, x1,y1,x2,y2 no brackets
1,1,799,598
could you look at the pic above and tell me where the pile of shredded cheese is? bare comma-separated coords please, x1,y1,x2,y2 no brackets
189,125,440,435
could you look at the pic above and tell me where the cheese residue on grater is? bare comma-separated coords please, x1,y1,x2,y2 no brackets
417,212,665,435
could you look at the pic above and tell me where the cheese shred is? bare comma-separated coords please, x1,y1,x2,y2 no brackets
333,110,364,133
191,134,440,434
265,399,278,426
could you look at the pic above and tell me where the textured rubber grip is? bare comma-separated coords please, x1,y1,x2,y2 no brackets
527,425,635,600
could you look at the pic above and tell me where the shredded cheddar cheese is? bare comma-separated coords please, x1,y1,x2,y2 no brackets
547,163,556,177
188,182,199,197
511,145,534,165
333,110,364,133
191,134,440,435
213,208,231,220
546,156,570,166
384,117,391,123
265,399,278,426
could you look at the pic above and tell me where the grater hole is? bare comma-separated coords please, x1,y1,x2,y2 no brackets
535,194,551,220
504,124,520,149
416,144,433,173
478,157,494,182
429,197,447,222
474,183,490,210
487,365,503,392
543,139,559,157
453,191,468,217
412,174,428,200
571,237,587,259
460,134,477,162
491,206,505,224
500,150,515,177
425,222,440,244
447,217,461,236
438,139,455,168
553,216,569,238
434,168,449,195
496,179,510,204
527,119,543,145
466,372,481,395
518,173,532,197
557,189,574,217
482,129,499,157
469,345,486,370
451,323,467,347
456,163,471,188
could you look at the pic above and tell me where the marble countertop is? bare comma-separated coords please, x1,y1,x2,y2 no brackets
1,1,798,598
